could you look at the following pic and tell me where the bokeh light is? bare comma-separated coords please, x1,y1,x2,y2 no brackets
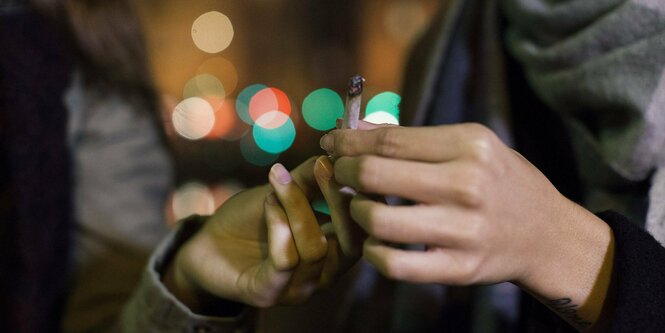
363,110,400,125
206,99,237,140
255,110,291,130
183,74,226,107
249,87,292,125
312,199,330,215
236,84,267,125
384,2,428,43
191,11,234,53
172,182,215,220
210,181,245,207
172,97,215,140
366,91,401,117
253,116,296,154
197,57,239,96
302,88,344,131
240,131,280,166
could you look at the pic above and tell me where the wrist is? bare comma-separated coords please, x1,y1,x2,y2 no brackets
163,221,249,317
518,199,614,331
162,231,204,311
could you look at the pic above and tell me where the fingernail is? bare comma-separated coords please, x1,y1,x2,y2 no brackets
320,134,333,153
316,157,333,180
271,163,292,185
266,192,279,205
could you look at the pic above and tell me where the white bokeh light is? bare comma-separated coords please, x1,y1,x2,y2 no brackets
363,111,400,125
255,110,290,129
172,182,215,220
172,97,215,140
191,11,234,53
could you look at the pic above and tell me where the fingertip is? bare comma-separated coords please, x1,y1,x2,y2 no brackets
362,237,380,262
314,156,333,182
320,134,334,154
270,163,292,185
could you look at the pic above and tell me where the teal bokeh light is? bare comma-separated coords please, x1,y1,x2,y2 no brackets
302,88,344,131
366,92,401,118
240,131,279,166
236,84,267,125
312,199,330,215
253,117,296,154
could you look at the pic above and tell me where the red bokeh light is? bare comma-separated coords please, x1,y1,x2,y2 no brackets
248,87,291,127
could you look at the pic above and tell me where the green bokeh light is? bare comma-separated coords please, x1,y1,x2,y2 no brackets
236,84,267,125
183,74,226,100
253,117,296,154
366,92,401,118
240,131,279,166
312,199,330,215
302,88,344,131
363,111,400,125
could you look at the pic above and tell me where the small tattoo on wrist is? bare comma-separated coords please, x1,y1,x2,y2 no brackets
547,298,592,328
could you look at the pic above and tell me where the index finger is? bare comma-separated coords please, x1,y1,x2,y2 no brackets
314,156,365,257
269,163,327,263
320,123,496,162
288,156,319,199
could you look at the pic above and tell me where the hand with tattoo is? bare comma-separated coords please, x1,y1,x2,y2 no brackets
321,121,615,331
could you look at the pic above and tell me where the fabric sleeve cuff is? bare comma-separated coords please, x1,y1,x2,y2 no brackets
596,211,665,332
121,215,256,333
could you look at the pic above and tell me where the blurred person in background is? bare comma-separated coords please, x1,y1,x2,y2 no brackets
0,0,363,332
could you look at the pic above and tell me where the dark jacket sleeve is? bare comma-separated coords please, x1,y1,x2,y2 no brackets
597,211,665,332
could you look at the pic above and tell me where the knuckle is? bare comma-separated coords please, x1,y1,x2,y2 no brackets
463,123,496,164
272,254,299,271
454,256,483,285
300,237,328,264
452,170,486,207
459,214,486,244
377,252,405,280
375,128,400,157
465,122,492,139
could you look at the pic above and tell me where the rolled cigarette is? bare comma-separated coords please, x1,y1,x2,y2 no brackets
333,75,366,196
342,75,365,130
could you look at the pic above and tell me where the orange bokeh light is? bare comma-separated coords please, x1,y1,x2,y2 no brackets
205,99,243,140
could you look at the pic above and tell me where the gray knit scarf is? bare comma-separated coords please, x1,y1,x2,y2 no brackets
502,0,665,244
